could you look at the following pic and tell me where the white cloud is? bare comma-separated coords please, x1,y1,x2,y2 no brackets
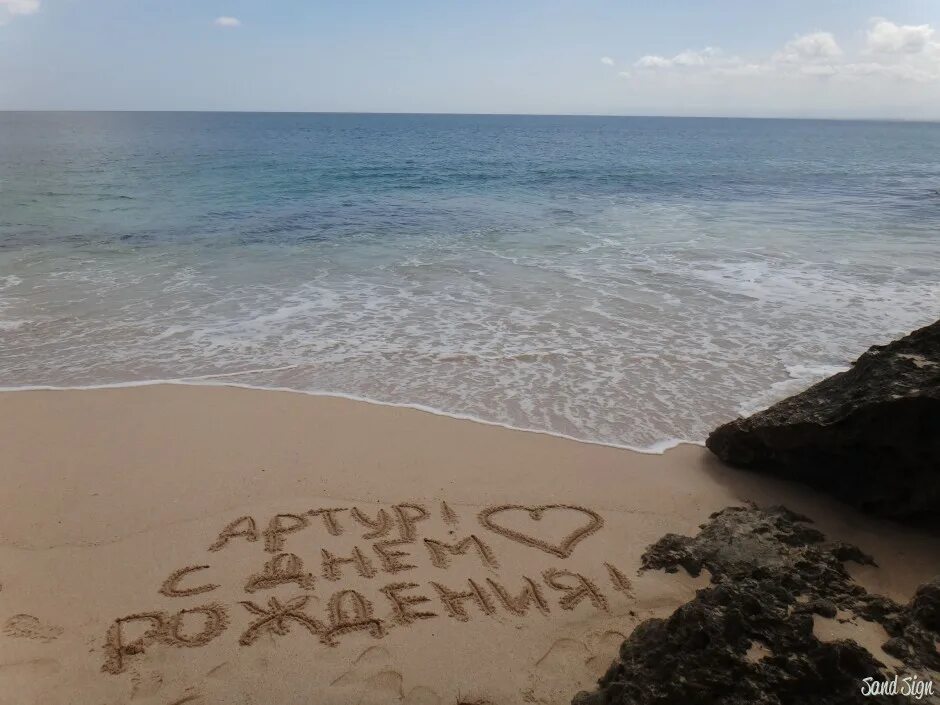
0,0,39,14
866,18,934,54
774,32,841,63
673,48,718,66
635,47,721,69
600,56,615,66
627,19,940,85
715,63,769,77
635,54,672,69
214,16,241,28
0,0,39,24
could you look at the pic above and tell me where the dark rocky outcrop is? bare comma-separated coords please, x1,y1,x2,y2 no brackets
706,320,940,520
910,578,940,633
573,506,940,705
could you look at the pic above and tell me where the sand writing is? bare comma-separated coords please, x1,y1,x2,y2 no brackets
372,538,418,574
102,603,229,674
322,590,385,645
424,535,498,570
604,562,634,596
159,565,219,598
430,579,496,622
207,516,258,552
264,514,309,552
350,507,394,539
309,508,347,537
321,546,377,581
542,568,609,612
440,501,459,526
238,595,323,646
245,553,317,593
103,500,633,675
477,505,604,558
380,582,438,625
485,576,549,616
391,503,430,541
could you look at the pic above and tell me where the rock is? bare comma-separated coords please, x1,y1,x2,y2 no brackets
909,577,940,632
881,636,914,661
573,506,940,705
706,320,940,520
810,599,838,619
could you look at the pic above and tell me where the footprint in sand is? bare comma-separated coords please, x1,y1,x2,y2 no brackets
330,645,394,687
166,691,203,705
330,646,443,705
359,670,404,705
583,630,626,673
525,629,626,704
403,685,442,705
331,646,404,704
535,638,592,674
2,614,64,643
130,669,164,699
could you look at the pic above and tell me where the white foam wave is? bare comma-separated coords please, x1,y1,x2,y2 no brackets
737,364,850,417
1,200,937,451
0,320,30,332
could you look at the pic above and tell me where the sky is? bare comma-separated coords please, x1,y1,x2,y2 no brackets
2,0,940,119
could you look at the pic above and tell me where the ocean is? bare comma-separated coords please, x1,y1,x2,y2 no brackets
1,112,938,450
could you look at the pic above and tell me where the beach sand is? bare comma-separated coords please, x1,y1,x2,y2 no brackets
1,384,938,705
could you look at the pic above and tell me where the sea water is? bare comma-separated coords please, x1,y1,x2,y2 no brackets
1,112,938,450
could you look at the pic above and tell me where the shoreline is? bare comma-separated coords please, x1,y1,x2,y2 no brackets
2,384,937,704
0,378,696,455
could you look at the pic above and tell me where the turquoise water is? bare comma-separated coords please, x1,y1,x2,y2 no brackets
1,112,939,449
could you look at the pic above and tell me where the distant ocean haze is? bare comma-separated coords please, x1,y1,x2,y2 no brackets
1,112,938,450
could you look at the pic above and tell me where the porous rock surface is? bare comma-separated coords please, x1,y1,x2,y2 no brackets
572,506,940,705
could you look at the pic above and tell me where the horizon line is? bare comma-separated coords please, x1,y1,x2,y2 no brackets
1,109,939,124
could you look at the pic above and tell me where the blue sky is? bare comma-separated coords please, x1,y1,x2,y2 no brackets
2,0,940,118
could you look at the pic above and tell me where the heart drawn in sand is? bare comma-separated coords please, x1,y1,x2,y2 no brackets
477,505,604,559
